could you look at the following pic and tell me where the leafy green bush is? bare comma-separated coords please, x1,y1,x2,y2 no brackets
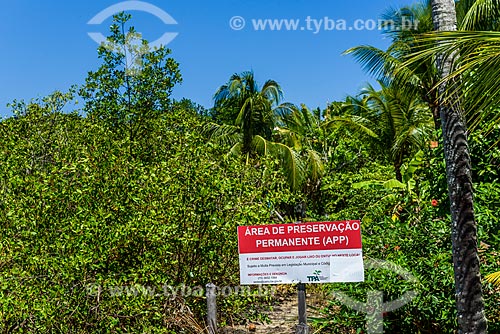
312,145,500,333
0,105,300,333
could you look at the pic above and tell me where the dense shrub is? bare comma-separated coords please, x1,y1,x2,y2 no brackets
1,99,499,333
312,145,500,333
0,107,300,332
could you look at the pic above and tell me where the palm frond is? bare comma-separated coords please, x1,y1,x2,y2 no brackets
306,149,325,182
344,45,401,84
202,122,242,147
235,98,252,126
485,271,500,286
274,102,297,123
400,31,500,130
261,80,283,106
460,0,500,30
352,179,405,190
325,115,379,139
252,135,270,156
271,142,306,191
274,127,301,149
226,142,242,158
380,0,433,37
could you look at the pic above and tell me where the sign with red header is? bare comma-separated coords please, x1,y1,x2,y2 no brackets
238,221,364,284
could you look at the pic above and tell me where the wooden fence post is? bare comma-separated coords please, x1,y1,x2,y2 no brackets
206,283,217,334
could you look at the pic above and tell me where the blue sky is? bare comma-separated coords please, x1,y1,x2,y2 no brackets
0,0,416,118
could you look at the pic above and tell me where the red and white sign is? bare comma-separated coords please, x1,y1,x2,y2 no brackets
238,221,364,284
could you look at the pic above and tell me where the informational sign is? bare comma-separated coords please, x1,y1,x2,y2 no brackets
238,221,364,284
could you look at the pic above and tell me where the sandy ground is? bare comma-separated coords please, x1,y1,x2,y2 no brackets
221,290,326,334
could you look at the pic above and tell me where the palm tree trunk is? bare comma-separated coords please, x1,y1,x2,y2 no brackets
394,160,403,182
430,1,487,333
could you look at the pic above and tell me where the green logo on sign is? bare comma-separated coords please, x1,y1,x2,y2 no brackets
307,270,322,282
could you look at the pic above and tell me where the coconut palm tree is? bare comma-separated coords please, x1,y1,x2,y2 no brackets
344,0,442,129
212,71,285,153
346,0,497,331
427,0,488,332
326,82,433,181
205,71,313,191
398,0,500,333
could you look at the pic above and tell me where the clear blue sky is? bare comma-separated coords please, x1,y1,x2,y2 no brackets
0,0,416,118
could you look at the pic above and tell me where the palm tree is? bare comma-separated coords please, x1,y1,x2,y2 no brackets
427,0,488,332
346,0,497,330
327,82,433,181
205,71,313,191
344,0,442,129
345,0,499,130
212,71,285,154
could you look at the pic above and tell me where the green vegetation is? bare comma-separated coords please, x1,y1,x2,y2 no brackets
1,2,500,333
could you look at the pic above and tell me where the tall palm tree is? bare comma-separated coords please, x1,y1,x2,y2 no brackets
428,0,488,332
396,3,500,330
205,71,312,191
212,71,285,154
327,82,433,181
350,1,497,330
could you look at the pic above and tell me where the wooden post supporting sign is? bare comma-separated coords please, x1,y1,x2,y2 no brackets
296,282,310,334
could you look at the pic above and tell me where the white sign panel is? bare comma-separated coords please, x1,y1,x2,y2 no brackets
238,221,364,284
